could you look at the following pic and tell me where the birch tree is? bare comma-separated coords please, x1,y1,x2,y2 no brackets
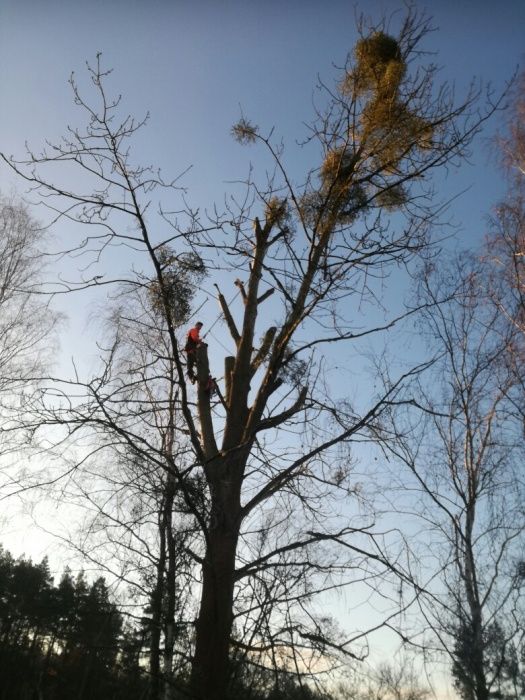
0,194,58,504
382,257,525,700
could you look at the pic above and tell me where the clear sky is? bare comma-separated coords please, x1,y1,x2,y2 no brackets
0,2,524,696
1,0,523,360
1,0,524,226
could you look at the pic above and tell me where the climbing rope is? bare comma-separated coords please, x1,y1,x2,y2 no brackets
188,297,208,322
207,329,232,355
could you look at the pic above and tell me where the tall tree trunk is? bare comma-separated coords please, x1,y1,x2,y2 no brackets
463,497,489,700
150,502,167,700
470,608,490,700
190,503,239,700
163,475,177,700
188,314,244,699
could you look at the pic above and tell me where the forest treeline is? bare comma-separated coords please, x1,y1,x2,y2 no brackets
0,547,148,700
2,543,522,699
0,546,350,699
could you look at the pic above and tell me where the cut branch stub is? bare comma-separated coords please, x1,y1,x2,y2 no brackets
234,278,247,305
224,355,235,406
250,326,277,376
195,343,218,461
214,283,240,345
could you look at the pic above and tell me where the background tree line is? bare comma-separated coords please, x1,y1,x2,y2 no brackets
0,544,430,700
0,546,147,700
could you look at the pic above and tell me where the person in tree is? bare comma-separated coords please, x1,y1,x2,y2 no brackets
185,321,203,383
204,374,217,396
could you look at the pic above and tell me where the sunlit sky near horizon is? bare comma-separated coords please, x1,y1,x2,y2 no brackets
0,2,524,696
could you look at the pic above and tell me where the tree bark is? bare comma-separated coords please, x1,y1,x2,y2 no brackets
464,500,490,700
163,475,177,700
190,518,239,700
150,497,168,700
190,338,241,700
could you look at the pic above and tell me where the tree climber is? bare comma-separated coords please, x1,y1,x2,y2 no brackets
185,321,204,383
204,374,217,396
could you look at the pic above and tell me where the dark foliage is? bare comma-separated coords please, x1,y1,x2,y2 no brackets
0,546,148,700
452,622,525,700
0,545,340,700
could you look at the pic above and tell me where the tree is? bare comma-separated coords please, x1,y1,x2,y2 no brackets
452,621,525,700
1,10,501,700
341,658,430,700
0,194,56,404
497,70,525,179
380,256,525,700
0,547,141,700
40,275,205,699
0,193,60,527
485,71,525,421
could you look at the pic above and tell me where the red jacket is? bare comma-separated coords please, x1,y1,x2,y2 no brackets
185,326,201,351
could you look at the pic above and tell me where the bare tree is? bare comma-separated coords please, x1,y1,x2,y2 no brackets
33,282,205,700
484,71,525,429
0,194,58,499
0,195,55,392
381,256,525,700
1,10,503,700
497,70,525,179
337,657,430,700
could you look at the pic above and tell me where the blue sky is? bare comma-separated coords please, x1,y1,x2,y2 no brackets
0,2,524,694
1,0,523,366
2,0,524,226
